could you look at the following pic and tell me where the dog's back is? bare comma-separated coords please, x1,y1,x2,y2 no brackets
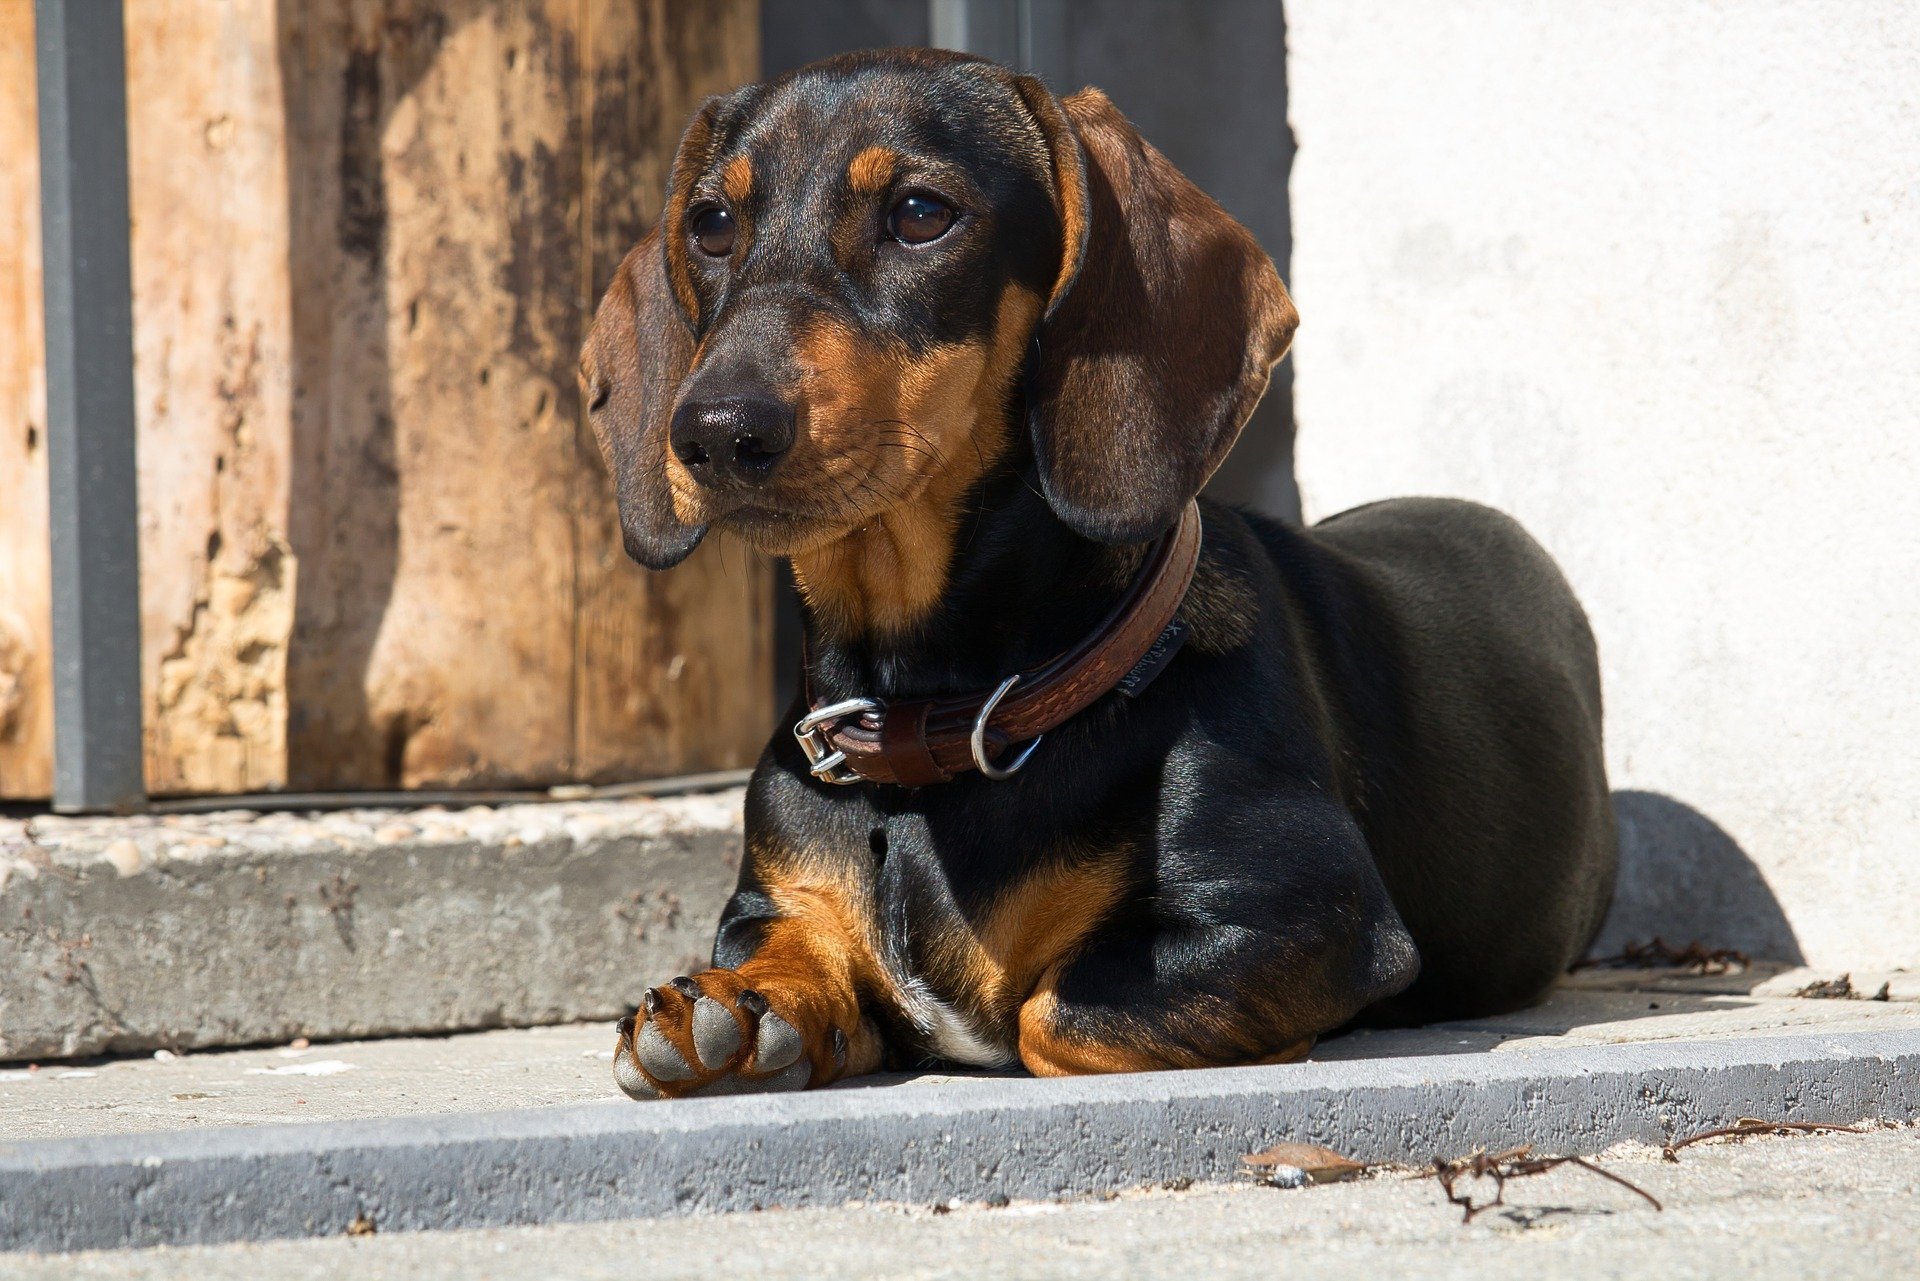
1255,497,1617,1022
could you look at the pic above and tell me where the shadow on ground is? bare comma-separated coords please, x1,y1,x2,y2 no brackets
1592,791,1803,965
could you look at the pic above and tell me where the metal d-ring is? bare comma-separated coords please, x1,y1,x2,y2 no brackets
971,675,1043,780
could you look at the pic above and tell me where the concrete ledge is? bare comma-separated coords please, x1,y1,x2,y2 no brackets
4,1028,1917,1253
0,791,744,1060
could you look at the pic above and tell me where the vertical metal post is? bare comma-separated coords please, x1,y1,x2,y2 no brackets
34,0,145,812
931,0,1064,74
1019,0,1069,84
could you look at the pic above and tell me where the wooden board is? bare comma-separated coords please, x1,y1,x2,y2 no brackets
126,1,297,794
573,0,770,782
0,0,53,799
0,0,768,799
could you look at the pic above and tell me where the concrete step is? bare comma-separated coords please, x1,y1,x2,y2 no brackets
4,980,1919,1253
0,788,744,1060
8,783,1914,1065
9,1125,1918,1279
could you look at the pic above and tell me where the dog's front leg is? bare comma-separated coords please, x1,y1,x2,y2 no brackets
612,887,886,1099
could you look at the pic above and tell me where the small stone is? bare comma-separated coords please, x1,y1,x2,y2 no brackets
152,1049,177,1061
102,838,142,877
1261,1165,1310,1189
290,1037,311,1050
373,824,417,845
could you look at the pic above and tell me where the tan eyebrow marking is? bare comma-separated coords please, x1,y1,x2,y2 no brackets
846,146,898,195
722,154,754,205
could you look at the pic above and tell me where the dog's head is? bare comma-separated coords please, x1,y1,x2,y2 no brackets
582,49,1296,577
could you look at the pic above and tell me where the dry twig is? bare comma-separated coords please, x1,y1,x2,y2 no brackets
1429,1144,1662,1222
1662,1117,1866,1161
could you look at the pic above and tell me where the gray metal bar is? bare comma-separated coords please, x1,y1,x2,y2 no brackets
930,0,1022,68
34,0,145,813
930,0,1070,77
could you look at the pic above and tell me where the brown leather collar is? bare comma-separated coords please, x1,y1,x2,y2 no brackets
794,500,1203,787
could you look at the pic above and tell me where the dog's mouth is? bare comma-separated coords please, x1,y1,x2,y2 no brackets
717,501,832,548
666,432,941,556
681,487,879,556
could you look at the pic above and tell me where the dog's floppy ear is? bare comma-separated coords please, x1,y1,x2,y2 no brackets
582,227,705,570
582,98,732,570
1015,82,1299,544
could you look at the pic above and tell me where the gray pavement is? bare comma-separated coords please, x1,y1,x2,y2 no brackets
7,1124,1916,1279
5,1025,1917,1253
6,936,1918,1258
6,963,1917,1144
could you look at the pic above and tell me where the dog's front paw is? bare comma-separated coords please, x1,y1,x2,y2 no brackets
611,970,846,1100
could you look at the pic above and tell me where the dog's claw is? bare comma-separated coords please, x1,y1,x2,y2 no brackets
669,975,702,999
642,988,661,1016
832,1025,848,1071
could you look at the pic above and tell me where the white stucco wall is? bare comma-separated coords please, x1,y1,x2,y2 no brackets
1286,1,1920,968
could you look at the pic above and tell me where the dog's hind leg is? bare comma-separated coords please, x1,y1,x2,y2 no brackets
1016,791,1420,1076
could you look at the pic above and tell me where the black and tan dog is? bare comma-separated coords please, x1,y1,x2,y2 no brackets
580,49,1616,1097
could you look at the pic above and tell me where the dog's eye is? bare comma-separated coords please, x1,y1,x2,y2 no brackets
691,206,736,258
888,195,955,245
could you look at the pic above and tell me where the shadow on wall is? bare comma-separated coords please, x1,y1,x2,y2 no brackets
1590,790,1804,964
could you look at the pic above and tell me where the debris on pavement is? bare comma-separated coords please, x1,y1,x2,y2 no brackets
1429,1145,1663,1222
1574,938,1750,976
1241,1142,1367,1188
1792,973,1892,1001
1663,1117,1868,1160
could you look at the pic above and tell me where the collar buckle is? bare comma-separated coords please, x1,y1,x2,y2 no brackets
793,697,882,785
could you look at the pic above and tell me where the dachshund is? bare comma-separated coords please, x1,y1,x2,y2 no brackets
580,49,1617,1097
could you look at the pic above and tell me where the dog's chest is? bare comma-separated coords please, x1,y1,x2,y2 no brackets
867,829,1020,1068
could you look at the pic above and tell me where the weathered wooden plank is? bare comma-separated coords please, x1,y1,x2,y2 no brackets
572,0,771,781
125,1,295,795
275,1,587,788
0,0,54,800
280,0,768,789
2,0,769,798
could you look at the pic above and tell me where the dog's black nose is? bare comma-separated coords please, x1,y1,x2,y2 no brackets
669,397,794,487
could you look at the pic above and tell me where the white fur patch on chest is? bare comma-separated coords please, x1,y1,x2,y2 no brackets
897,976,1015,1068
